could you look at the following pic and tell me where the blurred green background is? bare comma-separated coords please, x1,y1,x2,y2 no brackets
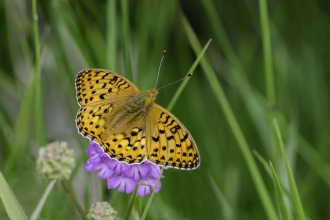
1,0,330,219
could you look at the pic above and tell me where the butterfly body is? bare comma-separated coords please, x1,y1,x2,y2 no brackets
76,69,200,170
124,89,158,114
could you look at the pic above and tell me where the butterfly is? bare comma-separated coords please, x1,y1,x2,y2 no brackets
75,69,200,170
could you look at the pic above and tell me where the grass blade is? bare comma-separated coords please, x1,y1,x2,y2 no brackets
124,185,138,220
120,0,133,81
32,0,45,146
182,14,278,220
166,38,212,111
259,0,276,105
0,172,28,220
269,162,289,220
106,0,118,70
141,142,173,220
273,119,306,220
61,180,88,220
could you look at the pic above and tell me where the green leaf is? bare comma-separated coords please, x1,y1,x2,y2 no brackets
0,172,28,220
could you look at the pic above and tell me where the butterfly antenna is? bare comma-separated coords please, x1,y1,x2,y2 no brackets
154,50,167,89
156,73,193,91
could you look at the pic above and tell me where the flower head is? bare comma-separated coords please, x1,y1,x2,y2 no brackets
84,142,165,196
36,141,75,180
87,201,117,220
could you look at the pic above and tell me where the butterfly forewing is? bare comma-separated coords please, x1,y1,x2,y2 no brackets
76,69,139,107
76,104,113,141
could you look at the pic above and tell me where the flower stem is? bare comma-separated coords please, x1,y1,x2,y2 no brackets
141,142,172,220
30,180,56,220
61,180,88,220
124,184,138,220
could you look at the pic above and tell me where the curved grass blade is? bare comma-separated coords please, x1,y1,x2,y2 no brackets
140,142,173,220
273,119,306,220
182,14,278,220
120,0,133,81
167,38,212,111
269,162,289,220
0,172,28,220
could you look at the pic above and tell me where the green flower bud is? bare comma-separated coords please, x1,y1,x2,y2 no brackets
87,202,117,220
36,141,75,180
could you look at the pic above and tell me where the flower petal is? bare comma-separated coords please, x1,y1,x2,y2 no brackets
84,161,95,172
147,162,163,179
107,175,137,194
107,175,121,189
137,184,150,197
123,177,136,193
125,164,150,181
86,142,103,156
113,161,130,174
138,177,162,196
97,164,114,179
137,177,162,196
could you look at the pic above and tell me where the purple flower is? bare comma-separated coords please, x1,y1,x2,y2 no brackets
108,175,136,193
137,177,162,197
83,142,165,196
125,163,150,181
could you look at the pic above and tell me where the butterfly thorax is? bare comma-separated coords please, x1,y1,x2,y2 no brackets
129,89,158,113
142,89,158,105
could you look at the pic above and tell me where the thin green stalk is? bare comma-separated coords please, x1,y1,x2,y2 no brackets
141,142,172,220
273,119,306,220
106,0,118,70
253,149,272,177
259,0,276,105
253,149,294,202
61,180,88,220
167,39,212,111
121,0,133,81
182,15,278,220
124,185,138,220
32,0,45,145
30,180,56,220
269,162,289,220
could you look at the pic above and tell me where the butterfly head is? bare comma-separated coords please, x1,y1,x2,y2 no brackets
146,89,159,104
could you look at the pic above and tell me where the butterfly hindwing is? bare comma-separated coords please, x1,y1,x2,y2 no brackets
76,104,114,142
102,127,147,163
147,104,200,170
76,103,148,164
